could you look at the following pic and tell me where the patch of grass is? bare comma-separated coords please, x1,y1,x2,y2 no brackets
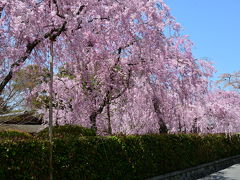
0,129,32,141
36,125,96,139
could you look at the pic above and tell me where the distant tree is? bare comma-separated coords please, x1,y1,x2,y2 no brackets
0,96,10,114
216,71,240,91
0,65,49,111
188,90,240,133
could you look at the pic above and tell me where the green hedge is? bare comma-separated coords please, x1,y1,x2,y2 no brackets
0,133,240,180
0,130,32,141
37,125,96,139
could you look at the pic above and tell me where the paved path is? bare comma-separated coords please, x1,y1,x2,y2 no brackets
0,124,45,133
198,164,240,180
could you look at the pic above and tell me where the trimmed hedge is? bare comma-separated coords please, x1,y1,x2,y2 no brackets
37,125,96,139
0,140,49,180
0,133,240,180
0,130,32,141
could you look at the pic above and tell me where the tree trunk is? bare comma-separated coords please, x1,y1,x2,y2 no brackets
191,118,198,133
152,96,168,133
178,117,182,133
89,94,109,132
48,40,54,180
107,104,112,135
90,112,98,131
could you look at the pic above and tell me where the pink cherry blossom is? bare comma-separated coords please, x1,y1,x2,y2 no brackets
1,0,239,135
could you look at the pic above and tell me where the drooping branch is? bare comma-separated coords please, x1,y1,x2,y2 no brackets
0,22,67,94
89,44,133,131
111,69,132,100
89,67,132,131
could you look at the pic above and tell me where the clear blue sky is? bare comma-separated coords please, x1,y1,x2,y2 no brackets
164,0,240,79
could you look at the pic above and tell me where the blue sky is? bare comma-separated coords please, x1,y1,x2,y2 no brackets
164,0,240,79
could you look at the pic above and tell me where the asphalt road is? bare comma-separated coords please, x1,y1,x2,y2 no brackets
198,164,240,180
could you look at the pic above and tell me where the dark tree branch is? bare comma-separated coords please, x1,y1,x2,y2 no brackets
88,17,110,23
52,0,65,19
76,5,85,15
